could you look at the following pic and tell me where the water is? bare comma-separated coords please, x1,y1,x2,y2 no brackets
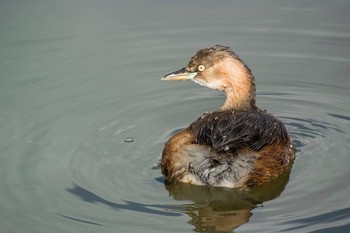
1,0,350,232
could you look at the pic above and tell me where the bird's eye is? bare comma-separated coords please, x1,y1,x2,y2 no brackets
198,65,206,72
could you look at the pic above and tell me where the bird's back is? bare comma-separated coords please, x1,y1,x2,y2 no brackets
161,109,295,188
189,109,290,154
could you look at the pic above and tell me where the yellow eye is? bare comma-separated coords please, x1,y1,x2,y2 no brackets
198,65,205,72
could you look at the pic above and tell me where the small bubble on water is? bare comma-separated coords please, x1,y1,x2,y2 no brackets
124,137,134,143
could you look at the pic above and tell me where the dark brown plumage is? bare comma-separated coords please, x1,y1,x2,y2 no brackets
190,109,289,153
161,45,294,188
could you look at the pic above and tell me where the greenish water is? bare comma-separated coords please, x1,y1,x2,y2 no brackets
1,0,350,232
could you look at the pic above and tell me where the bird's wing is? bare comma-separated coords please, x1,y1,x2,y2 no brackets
188,110,289,153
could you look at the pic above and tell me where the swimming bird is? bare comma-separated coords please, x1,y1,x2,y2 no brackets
160,45,294,188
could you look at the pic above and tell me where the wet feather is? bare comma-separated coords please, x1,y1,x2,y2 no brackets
189,109,289,154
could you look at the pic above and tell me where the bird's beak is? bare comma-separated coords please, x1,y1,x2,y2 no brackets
161,67,197,81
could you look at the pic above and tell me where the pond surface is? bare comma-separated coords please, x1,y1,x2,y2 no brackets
1,0,350,232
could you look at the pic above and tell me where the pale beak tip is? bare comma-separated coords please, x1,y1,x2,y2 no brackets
160,71,197,81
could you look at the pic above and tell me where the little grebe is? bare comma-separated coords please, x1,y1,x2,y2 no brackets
161,45,294,188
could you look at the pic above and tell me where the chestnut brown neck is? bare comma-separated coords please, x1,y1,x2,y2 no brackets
217,58,257,111
221,87,256,111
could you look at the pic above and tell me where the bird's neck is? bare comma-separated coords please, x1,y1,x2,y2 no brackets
220,69,256,111
221,87,256,111
202,57,257,111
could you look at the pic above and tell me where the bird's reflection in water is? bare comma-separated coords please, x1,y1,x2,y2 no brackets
164,169,291,232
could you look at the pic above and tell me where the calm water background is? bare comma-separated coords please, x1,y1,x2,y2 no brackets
1,0,350,232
